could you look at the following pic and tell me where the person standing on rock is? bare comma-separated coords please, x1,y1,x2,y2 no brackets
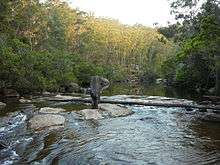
90,76,110,109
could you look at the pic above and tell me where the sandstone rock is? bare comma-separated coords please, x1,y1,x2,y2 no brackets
99,104,134,117
54,95,85,101
42,91,52,96
19,98,32,103
29,114,65,130
39,107,66,114
79,109,103,120
0,102,6,109
55,94,75,99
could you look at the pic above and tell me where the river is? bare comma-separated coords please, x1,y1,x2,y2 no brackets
0,85,220,165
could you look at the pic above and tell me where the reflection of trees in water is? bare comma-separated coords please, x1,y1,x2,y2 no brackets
104,83,200,101
188,120,220,151
104,84,166,96
168,108,220,158
165,87,201,101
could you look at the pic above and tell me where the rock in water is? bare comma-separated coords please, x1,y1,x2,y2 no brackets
19,98,32,103
39,107,66,114
200,113,220,122
99,104,134,117
29,114,65,130
79,109,103,120
0,102,6,109
0,141,7,150
42,91,52,96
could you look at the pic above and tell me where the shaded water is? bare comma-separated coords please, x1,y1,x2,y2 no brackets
0,94,220,164
103,84,200,100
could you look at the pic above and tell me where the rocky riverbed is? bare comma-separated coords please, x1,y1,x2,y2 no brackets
0,95,220,165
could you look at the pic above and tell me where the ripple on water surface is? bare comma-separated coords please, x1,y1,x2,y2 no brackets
0,97,220,165
47,106,220,165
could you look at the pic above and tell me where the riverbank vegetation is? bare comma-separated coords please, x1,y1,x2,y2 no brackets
0,0,219,96
160,0,220,95
0,0,176,94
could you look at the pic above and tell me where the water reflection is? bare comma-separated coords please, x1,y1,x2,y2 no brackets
189,120,220,150
103,83,200,101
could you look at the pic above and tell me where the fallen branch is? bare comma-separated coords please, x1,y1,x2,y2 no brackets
47,97,220,111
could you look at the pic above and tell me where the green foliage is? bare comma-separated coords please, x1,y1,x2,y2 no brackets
75,62,98,87
161,0,220,93
0,0,177,94
0,37,102,93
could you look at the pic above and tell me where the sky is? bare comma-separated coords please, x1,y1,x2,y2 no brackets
68,0,176,27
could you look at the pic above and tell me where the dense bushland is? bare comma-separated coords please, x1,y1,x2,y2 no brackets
160,0,220,95
0,0,175,93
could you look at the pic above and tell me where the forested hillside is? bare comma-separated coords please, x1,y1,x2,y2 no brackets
159,0,220,95
0,0,176,94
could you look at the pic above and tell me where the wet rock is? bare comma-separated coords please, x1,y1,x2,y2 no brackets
99,104,134,117
48,125,64,131
200,113,220,122
199,108,207,112
199,100,212,105
0,102,6,109
139,117,161,124
185,107,193,111
79,109,103,120
156,78,165,84
39,107,66,114
42,91,53,96
19,98,32,103
0,88,19,98
54,95,75,100
0,141,7,150
51,95,90,102
29,114,65,130
212,110,220,114
139,117,155,121
202,95,220,103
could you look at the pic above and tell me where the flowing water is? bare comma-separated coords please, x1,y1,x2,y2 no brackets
0,93,220,165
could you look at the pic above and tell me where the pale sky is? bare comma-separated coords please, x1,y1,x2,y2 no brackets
68,0,176,27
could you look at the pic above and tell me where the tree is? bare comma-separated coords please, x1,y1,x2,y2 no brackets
163,0,220,94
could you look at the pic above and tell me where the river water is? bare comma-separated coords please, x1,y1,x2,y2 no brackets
0,87,220,164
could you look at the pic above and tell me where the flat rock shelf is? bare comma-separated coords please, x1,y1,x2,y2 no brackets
46,95,220,111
